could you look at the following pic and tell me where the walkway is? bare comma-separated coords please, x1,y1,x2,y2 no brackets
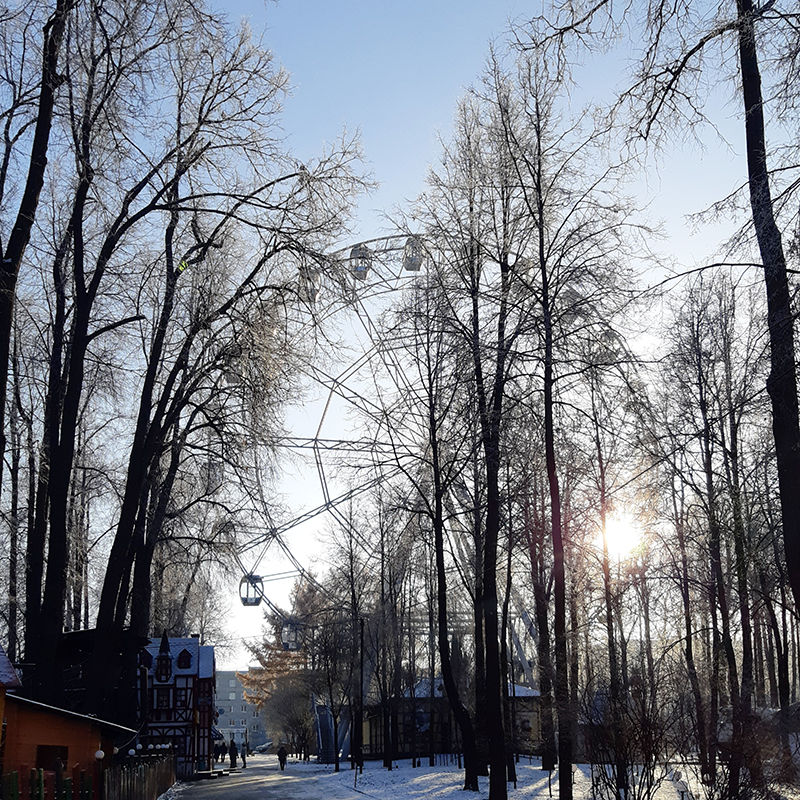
173,755,358,800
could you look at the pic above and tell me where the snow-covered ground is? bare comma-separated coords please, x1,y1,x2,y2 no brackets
325,759,682,800
163,754,800,800
165,755,686,800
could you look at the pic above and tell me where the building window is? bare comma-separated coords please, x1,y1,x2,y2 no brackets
229,692,236,700
155,652,172,682
177,649,192,669
229,680,236,687
36,745,68,772
241,719,246,726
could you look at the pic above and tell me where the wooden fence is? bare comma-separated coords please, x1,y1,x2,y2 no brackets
0,757,175,800
1,767,96,800
103,757,175,800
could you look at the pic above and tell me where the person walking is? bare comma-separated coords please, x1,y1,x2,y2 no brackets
220,741,228,765
277,744,287,771
229,739,238,769
241,743,247,768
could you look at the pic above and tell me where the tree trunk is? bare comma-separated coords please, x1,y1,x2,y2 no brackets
753,614,766,708
333,713,340,772
525,485,557,773
500,529,517,785
674,491,710,780
760,572,795,779
7,374,20,661
482,441,507,799
594,400,626,800
736,0,800,614
0,0,77,484
433,508,479,787
430,416,479,789
428,598,436,768
540,255,572,800
472,473,489,776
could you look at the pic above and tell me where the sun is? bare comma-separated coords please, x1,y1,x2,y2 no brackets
601,512,641,559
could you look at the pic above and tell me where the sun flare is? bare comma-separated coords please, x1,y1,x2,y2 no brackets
601,513,641,559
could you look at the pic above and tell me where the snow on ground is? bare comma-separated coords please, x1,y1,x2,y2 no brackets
164,755,800,800
167,755,683,800
327,759,682,800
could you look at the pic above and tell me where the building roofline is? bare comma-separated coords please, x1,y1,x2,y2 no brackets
6,694,137,736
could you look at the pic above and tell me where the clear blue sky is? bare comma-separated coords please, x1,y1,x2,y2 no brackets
223,0,526,238
220,0,743,255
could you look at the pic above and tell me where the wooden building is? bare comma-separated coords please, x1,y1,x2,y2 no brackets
138,635,216,778
1,645,136,800
509,685,543,756
1,694,135,776
361,678,460,761
359,680,542,762
0,644,21,735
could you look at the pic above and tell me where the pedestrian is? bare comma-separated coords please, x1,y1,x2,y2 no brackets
241,743,247,768
229,739,238,769
220,741,228,764
277,744,287,771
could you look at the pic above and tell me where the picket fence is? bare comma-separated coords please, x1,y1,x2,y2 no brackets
0,757,175,800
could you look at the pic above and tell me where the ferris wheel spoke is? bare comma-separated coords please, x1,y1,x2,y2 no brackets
237,236,430,611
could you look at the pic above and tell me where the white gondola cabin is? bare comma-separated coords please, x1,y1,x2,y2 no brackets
349,244,371,280
281,620,301,651
299,265,321,304
402,235,425,272
239,574,264,607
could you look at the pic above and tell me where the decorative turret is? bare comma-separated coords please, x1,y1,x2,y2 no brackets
155,632,172,682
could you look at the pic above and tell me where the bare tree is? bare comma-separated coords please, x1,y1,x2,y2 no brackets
523,0,800,620
480,42,643,798
3,0,367,714
0,0,78,481
311,605,357,772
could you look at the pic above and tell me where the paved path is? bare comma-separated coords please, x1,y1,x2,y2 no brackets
174,755,356,800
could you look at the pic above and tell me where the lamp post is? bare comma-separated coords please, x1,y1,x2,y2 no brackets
357,617,364,781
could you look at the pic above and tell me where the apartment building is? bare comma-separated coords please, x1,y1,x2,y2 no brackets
214,670,267,751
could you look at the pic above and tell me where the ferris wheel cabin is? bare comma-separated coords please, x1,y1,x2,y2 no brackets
238,574,264,606
349,244,371,280
281,621,301,651
402,235,424,271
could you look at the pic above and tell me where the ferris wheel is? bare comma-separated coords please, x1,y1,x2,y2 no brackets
235,234,431,615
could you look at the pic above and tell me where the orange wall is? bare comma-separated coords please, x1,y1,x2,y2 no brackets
2,699,112,775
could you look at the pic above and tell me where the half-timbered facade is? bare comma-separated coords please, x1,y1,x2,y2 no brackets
139,635,215,778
